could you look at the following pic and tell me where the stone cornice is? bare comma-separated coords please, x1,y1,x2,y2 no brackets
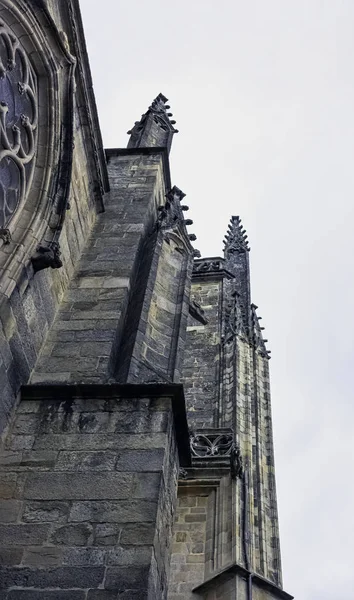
21,382,191,467
193,257,235,281
193,562,294,599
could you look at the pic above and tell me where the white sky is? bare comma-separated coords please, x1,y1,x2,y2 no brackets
80,1,354,597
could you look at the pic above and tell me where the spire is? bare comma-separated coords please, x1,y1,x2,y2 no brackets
223,216,250,255
127,93,178,154
223,216,251,331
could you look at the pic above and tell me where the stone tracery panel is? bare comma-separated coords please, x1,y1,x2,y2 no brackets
0,19,37,228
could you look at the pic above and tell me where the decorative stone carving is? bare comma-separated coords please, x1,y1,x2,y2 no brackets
157,186,186,231
127,93,178,150
179,468,189,480
224,215,250,256
231,443,244,479
250,304,271,357
193,258,224,274
156,186,196,255
31,242,62,273
0,228,11,244
224,291,247,343
0,19,37,228
189,300,208,325
190,431,234,458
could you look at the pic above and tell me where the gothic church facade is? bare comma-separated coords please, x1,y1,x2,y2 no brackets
0,2,293,599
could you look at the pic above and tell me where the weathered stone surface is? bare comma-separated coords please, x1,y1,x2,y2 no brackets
104,566,150,591
106,545,152,566
69,500,158,524
87,592,119,600
120,522,156,545
55,451,117,472
0,380,181,599
0,548,23,567
24,473,133,500
7,592,86,600
22,501,70,523
1,566,105,589
61,547,106,566
33,433,167,451
93,523,122,546
0,524,50,546
49,524,93,546
0,500,22,523
22,546,63,567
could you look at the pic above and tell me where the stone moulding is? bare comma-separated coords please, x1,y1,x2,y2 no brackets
192,562,294,599
193,256,235,281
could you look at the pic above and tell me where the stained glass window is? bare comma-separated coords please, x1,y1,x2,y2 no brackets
0,20,37,229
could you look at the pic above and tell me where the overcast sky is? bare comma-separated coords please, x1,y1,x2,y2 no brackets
80,1,354,597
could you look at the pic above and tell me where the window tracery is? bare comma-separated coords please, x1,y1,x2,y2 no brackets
0,19,37,228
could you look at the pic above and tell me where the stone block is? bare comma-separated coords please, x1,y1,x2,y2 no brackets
0,524,50,546
106,545,152,566
120,522,155,545
131,472,161,499
69,500,157,524
93,523,122,546
49,523,93,546
118,593,148,600
62,547,105,566
22,546,63,567
87,593,119,600
24,473,133,500
1,566,105,589
0,548,23,566
22,501,70,523
55,451,117,472
104,566,150,591
0,500,22,522
115,449,165,472
33,432,167,451
7,592,86,600
5,435,35,451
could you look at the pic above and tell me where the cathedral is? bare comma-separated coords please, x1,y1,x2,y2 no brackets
0,1,293,599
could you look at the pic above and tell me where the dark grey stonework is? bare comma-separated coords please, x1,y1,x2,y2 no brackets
0,384,189,599
0,2,292,600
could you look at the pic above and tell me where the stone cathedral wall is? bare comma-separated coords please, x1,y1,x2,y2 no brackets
0,3,293,600
0,385,189,599
0,0,107,432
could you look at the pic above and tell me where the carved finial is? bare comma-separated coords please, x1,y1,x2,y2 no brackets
127,93,178,153
223,216,250,256
251,304,270,356
157,186,186,231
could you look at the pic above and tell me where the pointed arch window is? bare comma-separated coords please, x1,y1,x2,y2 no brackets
0,20,37,229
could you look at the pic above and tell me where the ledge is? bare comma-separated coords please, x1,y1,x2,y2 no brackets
193,562,293,599
192,256,235,281
21,383,191,467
